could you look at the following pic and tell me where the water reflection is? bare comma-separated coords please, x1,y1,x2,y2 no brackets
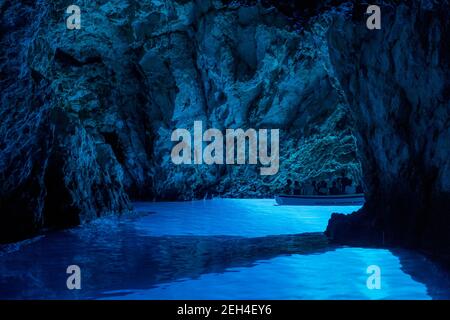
0,200,449,299
389,249,450,300
0,225,335,299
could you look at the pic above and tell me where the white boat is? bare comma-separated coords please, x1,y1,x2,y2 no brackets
275,194,365,206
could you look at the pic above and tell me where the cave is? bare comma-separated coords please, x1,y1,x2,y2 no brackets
0,0,449,300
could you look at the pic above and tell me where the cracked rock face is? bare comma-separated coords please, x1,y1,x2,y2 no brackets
324,1,450,262
0,0,135,242
138,1,359,199
2,0,449,265
1,0,360,242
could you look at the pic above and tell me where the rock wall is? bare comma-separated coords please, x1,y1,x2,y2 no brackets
2,0,449,265
138,0,360,199
0,0,359,242
0,0,134,242
324,1,450,263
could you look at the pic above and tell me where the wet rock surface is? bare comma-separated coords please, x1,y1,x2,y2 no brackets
1,0,359,241
1,0,449,266
323,1,450,264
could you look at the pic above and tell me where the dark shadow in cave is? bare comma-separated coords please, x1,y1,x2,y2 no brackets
389,248,450,300
0,232,335,299
42,151,80,229
1,227,449,299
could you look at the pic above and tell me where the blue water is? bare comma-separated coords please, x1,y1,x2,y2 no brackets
0,199,449,299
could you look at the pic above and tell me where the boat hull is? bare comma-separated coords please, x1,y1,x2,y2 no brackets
275,194,365,206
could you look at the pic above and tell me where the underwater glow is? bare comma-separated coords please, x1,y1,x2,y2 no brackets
1,200,448,300
132,199,361,237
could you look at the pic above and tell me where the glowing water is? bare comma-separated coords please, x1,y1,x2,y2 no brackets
132,199,361,237
0,199,448,299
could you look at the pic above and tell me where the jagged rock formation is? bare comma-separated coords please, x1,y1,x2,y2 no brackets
8,0,449,267
323,1,450,264
2,0,449,268
139,0,359,199
0,0,360,241
0,0,135,242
